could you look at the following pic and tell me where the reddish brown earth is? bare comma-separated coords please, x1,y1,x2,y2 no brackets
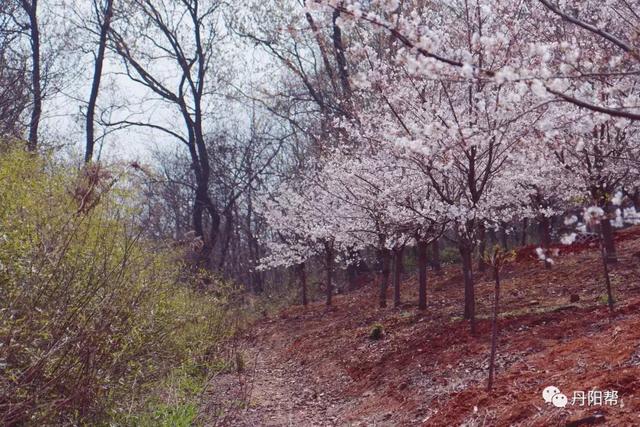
203,228,640,426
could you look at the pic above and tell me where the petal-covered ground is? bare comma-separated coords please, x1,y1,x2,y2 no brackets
203,228,640,426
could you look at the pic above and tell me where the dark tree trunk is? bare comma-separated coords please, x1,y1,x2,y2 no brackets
459,243,476,334
346,248,358,290
218,207,234,271
500,224,508,250
599,238,615,317
193,183,219,269
299,262,308,306
520,218,528,246
477,223,487,273
346,263,357,290
331,6,351,100
539,216,551,248
23,0,41,151
600,217,618,264
193,185,206,250
488,228,497,248
430,239,442,274
417,239,428,310
487,261,501,391
325,243,334,306
245,194,263,293
633,188,640,211
393,246,404,307
378,247,391,308
304,11,337,93
85,0,114,163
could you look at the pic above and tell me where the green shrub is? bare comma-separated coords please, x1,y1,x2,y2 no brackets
142,403,198,427
114,361,208,427
0,149,232,425
440,247,461,264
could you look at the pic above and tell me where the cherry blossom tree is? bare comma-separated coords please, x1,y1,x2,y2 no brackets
551,113,640,263
326,0,548,333
258,0,640,332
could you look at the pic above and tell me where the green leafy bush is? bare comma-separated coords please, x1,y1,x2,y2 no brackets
0,149,231,425
440,247,461,264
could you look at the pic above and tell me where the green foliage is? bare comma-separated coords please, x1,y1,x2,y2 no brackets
141,403,198,427
403,251,418,271
440,247,461,264
113,361,209,427
0,149,232,425
481,245,517,270
369,323,384,340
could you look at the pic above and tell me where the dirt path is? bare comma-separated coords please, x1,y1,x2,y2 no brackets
199,319,350,426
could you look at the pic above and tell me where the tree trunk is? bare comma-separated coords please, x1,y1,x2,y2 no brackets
193,185,207,259
193,184,219,269
331,7,351,101
218,208,234,272
539,216,551,248
599,238,615,318
325,243,334,306
520,218,528,246
379,247,391,308
25,0,42,152
393,246,404,307
477,223,487,273
633,188,640,211
430,239,442,274
488,228,497,248
487,261,501,391
85,0,114,163
460,243,476,334
417,239,428,310
600,217,618,264
299,262,308,306
500,224,508,250
346,248,358,290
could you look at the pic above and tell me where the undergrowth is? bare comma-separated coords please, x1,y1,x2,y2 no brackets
0,149,243,425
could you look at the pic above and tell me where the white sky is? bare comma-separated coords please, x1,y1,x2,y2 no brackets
39,0,276,165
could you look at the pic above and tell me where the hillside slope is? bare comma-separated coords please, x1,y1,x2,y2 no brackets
203,230,640,426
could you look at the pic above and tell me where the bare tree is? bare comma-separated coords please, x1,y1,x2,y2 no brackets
85,0,114,163
0,2,29,140
107,0,227,267
18,0,42,151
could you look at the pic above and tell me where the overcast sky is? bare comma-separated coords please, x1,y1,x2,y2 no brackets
40,0,275,165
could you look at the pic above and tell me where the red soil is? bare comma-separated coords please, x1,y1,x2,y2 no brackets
206,227,640,426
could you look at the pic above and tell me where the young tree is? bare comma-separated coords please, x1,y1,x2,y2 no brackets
258,175,339,305
553,116,640,263
18,0,42,151
84,0,114,163
0,0,79,149
0,2,29,140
